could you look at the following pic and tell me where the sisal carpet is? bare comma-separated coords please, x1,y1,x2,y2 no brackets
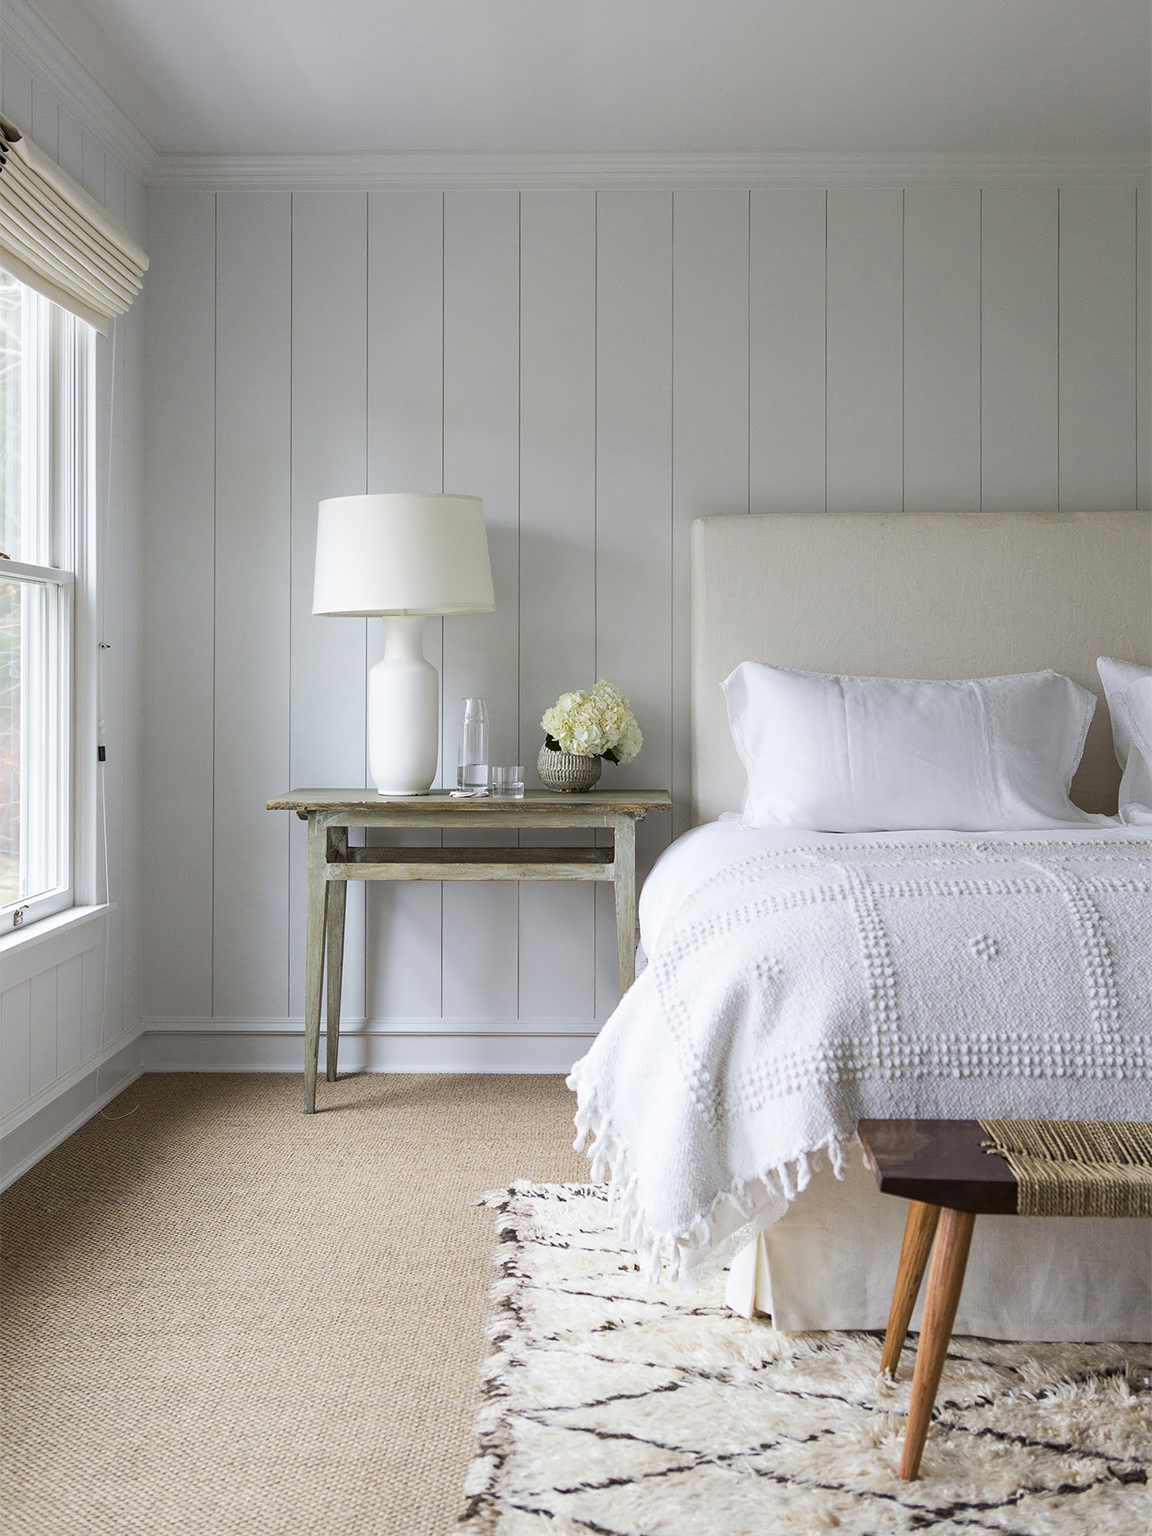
1,1073,587,1536
463,1183,1152,1535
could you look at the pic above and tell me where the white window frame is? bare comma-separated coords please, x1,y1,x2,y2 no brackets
2,278,96,932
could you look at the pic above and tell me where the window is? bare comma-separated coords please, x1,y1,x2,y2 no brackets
0,268,93,929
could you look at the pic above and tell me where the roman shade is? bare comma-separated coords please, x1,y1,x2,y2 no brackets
0,113,148,333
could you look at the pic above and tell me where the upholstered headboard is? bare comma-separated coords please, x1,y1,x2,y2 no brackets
690,510,1152,826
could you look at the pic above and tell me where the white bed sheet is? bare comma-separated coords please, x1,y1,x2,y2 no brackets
635,818,1152,1339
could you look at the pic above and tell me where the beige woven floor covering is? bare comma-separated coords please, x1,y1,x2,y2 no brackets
0,1073,587,1536
978,1118,1152,1217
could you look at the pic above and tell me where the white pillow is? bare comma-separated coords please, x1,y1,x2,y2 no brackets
722,663,1100,833
1097,657,1152,820
1112,674,1152,824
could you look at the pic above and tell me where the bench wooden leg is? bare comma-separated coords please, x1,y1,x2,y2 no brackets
901,1207,976,1480
881,1200,941,1378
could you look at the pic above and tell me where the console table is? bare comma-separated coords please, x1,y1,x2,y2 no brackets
266,789,671,1112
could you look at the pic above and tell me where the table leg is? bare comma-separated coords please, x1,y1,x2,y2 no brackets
325,828,348,1083
901,1207,976,1480
613,815,637,996
881,1200,941,1378
303,815,330,1114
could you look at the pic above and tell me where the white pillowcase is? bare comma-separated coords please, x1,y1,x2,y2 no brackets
722,663,1100,833
1097,657,1152,823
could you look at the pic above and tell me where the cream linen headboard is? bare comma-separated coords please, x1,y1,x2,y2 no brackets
691,510,1152,826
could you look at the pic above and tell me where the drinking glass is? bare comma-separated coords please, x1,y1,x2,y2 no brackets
490,765,525,799
456,697,489,790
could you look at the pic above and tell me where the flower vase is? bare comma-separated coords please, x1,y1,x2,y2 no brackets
537,744,602,793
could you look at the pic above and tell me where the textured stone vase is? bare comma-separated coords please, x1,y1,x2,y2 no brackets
537,744,602,793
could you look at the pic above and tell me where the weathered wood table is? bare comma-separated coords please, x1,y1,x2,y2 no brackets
266,789,671,1113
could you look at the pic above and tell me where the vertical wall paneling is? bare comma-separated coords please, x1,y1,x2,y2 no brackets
441,192,521,1021
125,170,147,247
214,192,292,1019
56,108,84,183
0,50,32,129
134,176,1148,1067
81,133,104,206
1137,186,1150,510
142,191,216,1020
55,955,84,1078
365,190,445,1021
0,984,31,1118
1060,187,1137,510
671,192,750,838
103,160,127,225
903,189,981,510
594,191,674,1016
288,192,369,1023
749,190,827,513
80,941,104,1060
30,80,58,160
980,188,1059,510
517,192,598,1021
826,189,904,513
27,971,56,1097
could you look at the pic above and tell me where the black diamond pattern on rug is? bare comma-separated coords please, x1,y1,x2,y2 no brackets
460,1183,1151,1536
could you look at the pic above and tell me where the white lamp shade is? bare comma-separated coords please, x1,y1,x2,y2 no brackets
312,493,495,617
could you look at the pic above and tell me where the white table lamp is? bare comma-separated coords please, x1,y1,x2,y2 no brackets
313,493,494,795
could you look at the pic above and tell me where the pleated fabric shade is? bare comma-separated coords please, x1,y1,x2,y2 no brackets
0,112,148,333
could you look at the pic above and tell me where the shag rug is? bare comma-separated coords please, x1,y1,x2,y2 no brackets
460,1183,1151,1535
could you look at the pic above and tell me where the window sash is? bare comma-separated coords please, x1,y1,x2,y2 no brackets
1,567,72,923
0,274,93,932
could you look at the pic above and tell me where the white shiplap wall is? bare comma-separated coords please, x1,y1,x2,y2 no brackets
142,179,1151,1072
0,41,148,1184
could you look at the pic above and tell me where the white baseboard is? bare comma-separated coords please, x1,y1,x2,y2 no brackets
0,1037,144,1190
1,1027,141,1136
141,1015,608,1034
142,1027,596,1074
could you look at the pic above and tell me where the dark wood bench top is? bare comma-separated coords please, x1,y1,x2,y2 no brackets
857,1119,1017,1215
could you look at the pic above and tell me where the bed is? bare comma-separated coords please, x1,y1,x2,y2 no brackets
571,509,1152,1341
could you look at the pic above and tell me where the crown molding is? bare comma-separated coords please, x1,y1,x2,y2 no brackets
1,0,157,182
148,148,1151,192
0,7,1144,197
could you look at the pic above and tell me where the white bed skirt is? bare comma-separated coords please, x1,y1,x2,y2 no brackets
724,1156,1152,1341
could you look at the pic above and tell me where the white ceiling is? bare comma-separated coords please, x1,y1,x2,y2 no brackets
24,0,1152,157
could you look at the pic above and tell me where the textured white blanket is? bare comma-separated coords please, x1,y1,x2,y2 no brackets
569,834,1152,1286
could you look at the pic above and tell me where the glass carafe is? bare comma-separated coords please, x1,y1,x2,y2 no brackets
456,697,489,790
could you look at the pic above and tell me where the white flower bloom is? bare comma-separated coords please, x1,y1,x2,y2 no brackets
541,679,643,763
614,716,643,765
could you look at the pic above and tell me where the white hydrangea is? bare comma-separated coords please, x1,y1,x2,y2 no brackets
541,679,642,765
613,714,643,766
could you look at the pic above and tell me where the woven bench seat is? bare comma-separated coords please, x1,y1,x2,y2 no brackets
857,1117,1152,1479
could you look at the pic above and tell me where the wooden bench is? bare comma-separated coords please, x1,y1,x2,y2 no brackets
857,1118,1037,1481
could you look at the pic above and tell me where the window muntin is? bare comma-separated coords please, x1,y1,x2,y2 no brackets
0,268,91,928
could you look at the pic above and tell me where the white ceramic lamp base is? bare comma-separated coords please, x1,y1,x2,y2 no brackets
368,615,439,795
